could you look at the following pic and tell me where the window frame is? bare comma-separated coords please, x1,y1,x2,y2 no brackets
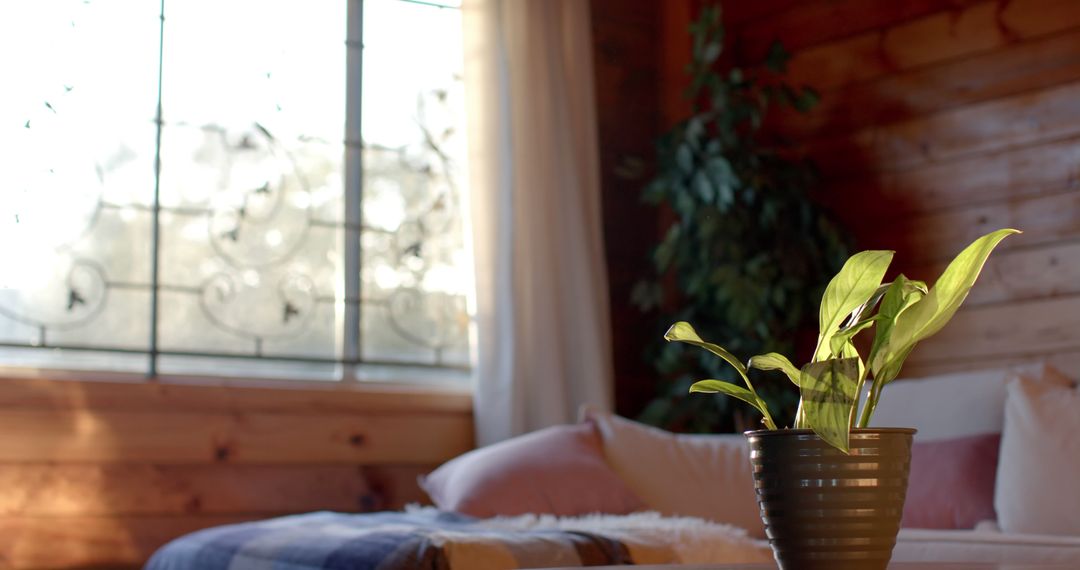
0,0,473,388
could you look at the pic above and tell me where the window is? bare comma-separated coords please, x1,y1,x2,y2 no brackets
0,0,472,383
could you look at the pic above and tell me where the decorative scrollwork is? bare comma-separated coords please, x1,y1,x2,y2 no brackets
0,257,108,331
199,270,316,342
385,287,469,351
205,123,314,269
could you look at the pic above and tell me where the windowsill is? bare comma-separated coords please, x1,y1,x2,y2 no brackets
0,365,473,415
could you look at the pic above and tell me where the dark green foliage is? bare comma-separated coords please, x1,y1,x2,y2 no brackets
631,4,850,433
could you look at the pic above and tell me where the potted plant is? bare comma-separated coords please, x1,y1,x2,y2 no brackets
668,228,1020,570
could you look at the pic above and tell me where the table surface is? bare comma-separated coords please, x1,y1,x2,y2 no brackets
536,564,1075,570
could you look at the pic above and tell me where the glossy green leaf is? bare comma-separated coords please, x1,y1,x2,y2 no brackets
814,250,894,361
749,352,801,386
867,275,925,381
800,357,860,453
689,380,769,417
871,229,1020,385
848,282,890,326
840,339,866,382
665,321,747,376
828,317,877,358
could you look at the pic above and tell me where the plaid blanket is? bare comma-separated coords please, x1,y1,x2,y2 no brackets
145,509,770,569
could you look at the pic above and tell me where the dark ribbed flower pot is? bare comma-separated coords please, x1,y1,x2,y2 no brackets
746,428,915,570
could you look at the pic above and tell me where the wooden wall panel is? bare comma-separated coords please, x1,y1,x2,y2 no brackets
827,135,1080,219
901,295,1080,362
786,0,1080,92
0,377,472,568
784,27,1080,137
809,79,1080,176
730,0,1080,380
0,515,264,570
855,190,1080,266
592,0,666,419
0,409,471,464
0,464,431,517
920,240,1080,306
735,0,982,62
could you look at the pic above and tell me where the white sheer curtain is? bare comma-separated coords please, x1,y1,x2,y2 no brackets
462,0,614,446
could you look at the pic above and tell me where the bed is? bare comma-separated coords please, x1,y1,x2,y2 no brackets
145,509,770,569
148,364,1080,569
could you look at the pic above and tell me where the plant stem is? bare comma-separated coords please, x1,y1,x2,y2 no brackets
857,377,882,428
849,372,867,432
736,369,778,430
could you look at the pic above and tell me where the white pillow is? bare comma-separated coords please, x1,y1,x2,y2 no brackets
580,406,763,538
995,377,1080,536
870,363,1069,440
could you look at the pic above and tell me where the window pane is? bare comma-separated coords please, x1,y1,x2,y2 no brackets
360,0,472,369
0,0,158,368
156,0,347,376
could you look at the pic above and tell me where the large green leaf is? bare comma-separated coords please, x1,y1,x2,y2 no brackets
867,275,925,382
748,352,801,386
689,380,770,417
800,357,860,453
870,229,1020,385
813,250,894,361
665,321,747,376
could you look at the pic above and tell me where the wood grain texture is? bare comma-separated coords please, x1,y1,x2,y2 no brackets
901,347,1080,378
0,374,472,415
0,463,432,516
0,408,471,464
786,0,1080,92
912,240,1080,307
903,294,1080,364
735,0,980,61
809,79,1080,176
0,515,267,569
824,134,1080,219
0,377,464,567
730,0,1080,378
782,26,1080,137
855,190,1080,266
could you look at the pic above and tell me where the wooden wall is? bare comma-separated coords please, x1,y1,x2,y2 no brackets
0,375,472,569
726,0,1080,378
591,0,666,417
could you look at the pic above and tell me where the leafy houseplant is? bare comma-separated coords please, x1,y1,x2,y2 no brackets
632,4,849,433
669,228,1020,570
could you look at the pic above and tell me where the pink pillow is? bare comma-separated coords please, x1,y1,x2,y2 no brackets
902,432,1000,529
419,422,644,518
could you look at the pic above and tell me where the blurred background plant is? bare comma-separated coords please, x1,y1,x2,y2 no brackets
631,3,850,433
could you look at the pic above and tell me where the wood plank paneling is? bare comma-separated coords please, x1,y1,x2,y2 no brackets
784,27,1080,137
856,190,1080,266
787,0,1080,92
0,515,266,570
0,464,432,516
914,240,1080,306
901,348,1080,379
0,377,470,568
825,135,1080,219
735,0,981,62
904,295,1080,363
0,375,472,415
0,408,471,464
810,79,1080,176
729,0,1080,377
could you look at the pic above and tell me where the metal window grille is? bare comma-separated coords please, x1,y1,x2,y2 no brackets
0,0,472,383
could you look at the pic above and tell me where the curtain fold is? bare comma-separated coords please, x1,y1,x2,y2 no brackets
463,0,614,446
